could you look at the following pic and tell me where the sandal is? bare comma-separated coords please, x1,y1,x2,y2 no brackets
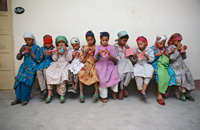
157,99,165,105
45,96,52,103
186,96,195,102
79,95,84,103
112,92,117,100
92,94,99,101
67,87,73,92
118,90,124,100
60,96,65,103
11,99,21,106
164,92,169,99
140,92,149,99
100,97,107,103
40,90,47,99
21,101,29,106
71,88,78,94
123,89,128,97
180,95,186,102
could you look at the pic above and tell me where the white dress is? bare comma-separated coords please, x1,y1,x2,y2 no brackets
46,47,72,85
68,48,84,74
132,47,155,78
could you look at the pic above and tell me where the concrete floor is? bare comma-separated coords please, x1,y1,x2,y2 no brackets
0,83,200,130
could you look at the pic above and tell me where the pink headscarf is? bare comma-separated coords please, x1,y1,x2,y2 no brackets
136,36,148,46
167,33,182,46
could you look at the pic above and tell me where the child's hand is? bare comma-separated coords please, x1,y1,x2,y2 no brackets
99,50,104,54
85,48,90,53
155,52,162,56
89,47,95,53
63,46,67,52
56,46,62,52
135,51,140,56
125,46,129,49
183,45,187,50
27,46,32,52
176,43,182,50
168,48,175,54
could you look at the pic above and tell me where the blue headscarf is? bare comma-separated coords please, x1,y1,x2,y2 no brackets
100,32,110,39
85,30,96,45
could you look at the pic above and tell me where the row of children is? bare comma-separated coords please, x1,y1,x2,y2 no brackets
11,31,195,106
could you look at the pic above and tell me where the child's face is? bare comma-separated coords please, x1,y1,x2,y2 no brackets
101,37,109,47
173,40,182,46
58,40,65,46
24,38,34,46
137,41,146,50
118,38,128,46
72,43,80,50
157,40,165,49
45,43,52,49
86,36,94,46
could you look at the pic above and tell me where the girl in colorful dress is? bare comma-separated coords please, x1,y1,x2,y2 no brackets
45,36,72,103
132,36,154,99
11,32,41,106
67,37,84,93
94,32,120,103
167,33,195,102
114,31,134,100
151,34,176,105
78,31,99,103
36,35,54,98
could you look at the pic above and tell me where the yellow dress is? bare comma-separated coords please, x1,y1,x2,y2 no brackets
78,45,99,85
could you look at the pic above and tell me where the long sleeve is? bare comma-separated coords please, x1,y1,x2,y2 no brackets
52,48,59,62
94,45,100,60
79,45,87,63
169,49,180,62
32,45,41,63
65,48,73,62
114,47,121,61
147,48,155,63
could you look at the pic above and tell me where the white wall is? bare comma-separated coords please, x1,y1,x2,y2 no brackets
12,0,200,79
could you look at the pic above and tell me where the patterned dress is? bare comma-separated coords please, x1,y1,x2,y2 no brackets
14,44,40,101
168,45,195,90
37,46,54,71
46,47,72,85
78,45,99,85
151,45,176,86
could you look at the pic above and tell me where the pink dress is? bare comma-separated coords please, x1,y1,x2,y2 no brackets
94,44,120,88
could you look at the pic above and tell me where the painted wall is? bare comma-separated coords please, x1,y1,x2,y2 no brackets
12,0,200,79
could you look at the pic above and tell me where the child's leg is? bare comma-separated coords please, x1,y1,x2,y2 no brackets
164,86,172,98
56,81,67,96
99,87,108,103
73,74,78,90
123,72,132,97
68,70,74,92
179,86,186,101
135,76,143,91
36,70,46,91
141,78,151,95
79,81,84,96
47,84,53,97
94,82,99,95
111,83,118,100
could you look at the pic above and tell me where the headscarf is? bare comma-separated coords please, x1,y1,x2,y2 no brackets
55,35,68,47
115,30,128,42
43,34,55,48
136,36,148,46
70,37,80,44
85,30,96,45
167,33,182,46
23,32,37,44
155,34,167,55
100,32,110,39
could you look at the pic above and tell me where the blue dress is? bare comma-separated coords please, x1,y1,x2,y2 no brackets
151,45,176,86
14,44,40,102
37,46,54,71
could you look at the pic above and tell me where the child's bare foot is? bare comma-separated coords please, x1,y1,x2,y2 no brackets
100,97,107,103
118,90,124,100
112,92,117,100
123,89,128,97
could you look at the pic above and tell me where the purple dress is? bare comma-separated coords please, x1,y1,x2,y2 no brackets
94,44,120,88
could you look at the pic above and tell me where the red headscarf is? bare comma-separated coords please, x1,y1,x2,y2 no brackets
167,33,182,46
43,34,55,47
136,36,148,46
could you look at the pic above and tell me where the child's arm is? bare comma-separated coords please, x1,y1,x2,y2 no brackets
94,46,100,61
79,45,87,63
131,49,139,62
168,46,180,61
29,46,41,63
108,46,118,64
16,46,25,60
65,48,72,62
146,48,155,63
52,48,60,62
